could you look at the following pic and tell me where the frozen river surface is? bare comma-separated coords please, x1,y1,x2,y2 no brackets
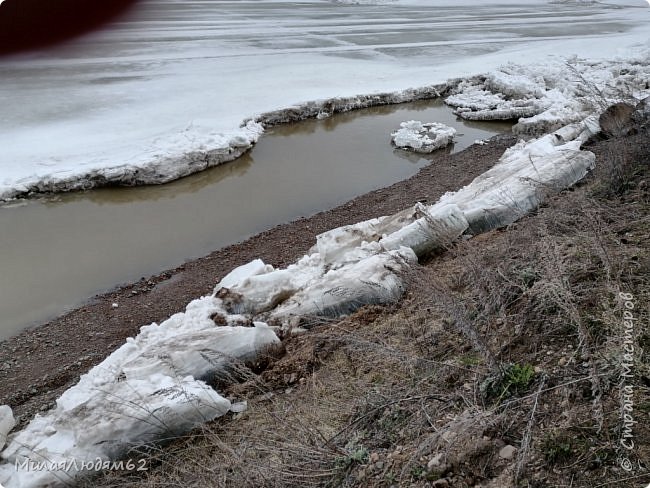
0,0,648,199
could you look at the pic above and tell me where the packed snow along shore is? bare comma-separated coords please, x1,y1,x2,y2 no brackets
445,55,650,135
391,121,457,153
0,312,280,487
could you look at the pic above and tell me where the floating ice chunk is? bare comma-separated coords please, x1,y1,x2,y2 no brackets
0,406,14,451
391,120,457,153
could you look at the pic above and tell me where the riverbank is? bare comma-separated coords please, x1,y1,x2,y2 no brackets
0,133,516,427
88,120,650,488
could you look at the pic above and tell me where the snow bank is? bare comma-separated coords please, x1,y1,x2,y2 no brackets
379,203,468,256
438,118,598,233
446,57,650,135
0,301,279,488
391,121,457,153
269,246,416,325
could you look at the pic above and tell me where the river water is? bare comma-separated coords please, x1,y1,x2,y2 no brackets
0,99,511,339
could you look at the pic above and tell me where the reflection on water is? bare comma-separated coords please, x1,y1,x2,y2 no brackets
0,99,512,339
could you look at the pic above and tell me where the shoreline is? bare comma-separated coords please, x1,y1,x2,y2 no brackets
0,83,457,203
0,133,516,426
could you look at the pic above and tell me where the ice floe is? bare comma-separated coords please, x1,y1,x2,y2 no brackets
2,0,648,201
391,121,457,153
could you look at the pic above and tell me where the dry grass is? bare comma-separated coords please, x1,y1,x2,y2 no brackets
86,127,650,488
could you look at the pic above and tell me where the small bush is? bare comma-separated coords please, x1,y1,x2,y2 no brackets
481,363,536,402
542,434,574,465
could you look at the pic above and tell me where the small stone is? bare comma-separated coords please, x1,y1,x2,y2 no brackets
374,461,384,470
370,452,380,463
441,430,457,443
427,453,444,471
284,373,298,384
499,445,517,460
558,357,567,366
111,303,119,308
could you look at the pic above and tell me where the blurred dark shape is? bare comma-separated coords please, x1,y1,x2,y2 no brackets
0,0,138,55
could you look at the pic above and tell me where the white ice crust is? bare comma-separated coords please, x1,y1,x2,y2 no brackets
0,406,15,451
1,0,648,201
0,307,279,488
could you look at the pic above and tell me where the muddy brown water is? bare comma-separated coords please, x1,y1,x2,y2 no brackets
0,99,512,339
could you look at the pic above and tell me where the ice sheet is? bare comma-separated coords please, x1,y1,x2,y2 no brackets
1,0,648,199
